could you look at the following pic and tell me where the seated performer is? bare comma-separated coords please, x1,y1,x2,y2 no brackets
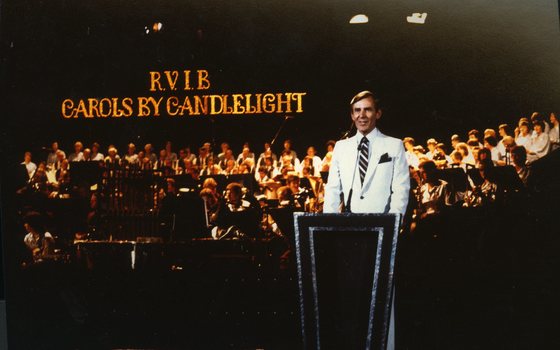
281,139,298,166
511,145,530,186
303,146,322,176
425,138,438,160
527,120,550,163
55,159,70,193
22,212,56,264
144,143,158,164
403,137,419,169
321,140,336,172
515,121,532,149
124,143,139,165
219,149,236,170
464,159,499,207
68,141,85,162
104,146,120,165
165,141,178,162
22,151,37,179
236,146,255,166
200,177,221,225
82,148,92,161
256,142,278,166
549,112,559,151
90,142,104,161
415,160,456,218
212,182,261,239
46,142,64,169
432,143,452,169
496,124,511,157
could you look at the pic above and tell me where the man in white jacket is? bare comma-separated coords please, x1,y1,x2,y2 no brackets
323,90,410,350
324,90,410,215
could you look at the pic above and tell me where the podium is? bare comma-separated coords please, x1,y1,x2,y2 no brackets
293,213,400,350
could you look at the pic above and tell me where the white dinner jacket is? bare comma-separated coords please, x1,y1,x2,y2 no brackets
323,128,410,215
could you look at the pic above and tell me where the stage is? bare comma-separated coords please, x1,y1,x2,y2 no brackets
4,201,559,349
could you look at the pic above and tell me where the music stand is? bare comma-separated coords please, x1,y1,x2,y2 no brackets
268,207,298,240
172,192,208,241
438,168,469,192
69,161,104,187
294,213,400,350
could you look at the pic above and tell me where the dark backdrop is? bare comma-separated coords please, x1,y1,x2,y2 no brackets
1,0,559,160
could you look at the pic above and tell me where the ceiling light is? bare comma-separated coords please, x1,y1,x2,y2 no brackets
349,14,369,24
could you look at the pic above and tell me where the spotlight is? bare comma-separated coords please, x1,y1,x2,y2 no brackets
145,22,163,34
152,22,163,32
349,14,369,24
406,13,427,24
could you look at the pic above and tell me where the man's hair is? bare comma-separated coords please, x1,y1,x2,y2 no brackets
511,145,527,164
258,166,268,174
350,91,380,111
484,136,498,147
533,120,545,130
403,137,415,145
478,147,492,160
484,128,496,138
450,150,463,161
286,174,300,185
226,182,243,195
203,177,218,190
468,129,480,137
530,112,542,122
23,211,45,233
467,139,479,148
451,134,461,142
498,124,510,134
418,160,437,174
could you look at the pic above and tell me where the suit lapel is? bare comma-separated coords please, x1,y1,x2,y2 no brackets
346,135,359,183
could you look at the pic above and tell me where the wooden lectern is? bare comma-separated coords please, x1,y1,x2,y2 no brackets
294,213,400,350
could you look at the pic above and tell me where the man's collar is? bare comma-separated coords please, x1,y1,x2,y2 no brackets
357,128,379,143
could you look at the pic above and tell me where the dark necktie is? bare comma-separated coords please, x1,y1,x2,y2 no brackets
359,136,369,185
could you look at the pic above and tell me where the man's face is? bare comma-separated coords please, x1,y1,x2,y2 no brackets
351,97,381,135
534,124,542,134
288,180,299,193
307,147,315,157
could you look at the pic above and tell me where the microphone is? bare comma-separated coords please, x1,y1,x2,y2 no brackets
340,121,355,140
344,143,362,213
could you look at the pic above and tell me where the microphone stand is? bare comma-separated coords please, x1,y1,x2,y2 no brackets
340,121,355,140
344,143,361,213
270,115,292,147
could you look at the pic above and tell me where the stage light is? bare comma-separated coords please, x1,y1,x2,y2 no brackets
153,22,163,32
406,13,427,24
349,14,369,24
145,22,164,34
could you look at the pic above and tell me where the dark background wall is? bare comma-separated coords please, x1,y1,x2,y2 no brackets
1,0,559,159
